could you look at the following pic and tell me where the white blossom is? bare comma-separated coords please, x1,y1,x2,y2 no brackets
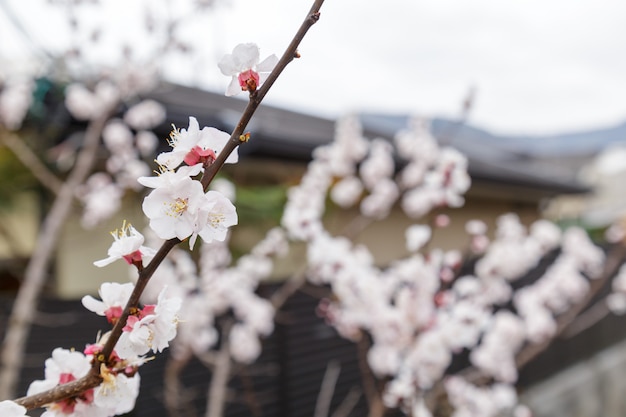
82,282,134,324
405,225,431,252
218,43,278,96
116,287,182,358
156,116,237,170
124,99,166,130
93,223,156,267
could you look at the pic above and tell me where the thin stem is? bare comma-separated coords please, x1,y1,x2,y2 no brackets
200,0,324,190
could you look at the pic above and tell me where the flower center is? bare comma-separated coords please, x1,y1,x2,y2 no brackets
238,69,260,93
184,145,217,166
207,212,226,229
165,197,189,217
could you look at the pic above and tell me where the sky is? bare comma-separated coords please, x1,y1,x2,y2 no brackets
2,0,626,136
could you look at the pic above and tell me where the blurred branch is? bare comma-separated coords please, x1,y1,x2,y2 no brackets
561,296,611,339
205,321,232,417
0,129,63,195
0,108,111,401
314,360,341,417
515,243,626,368
164,351,197,417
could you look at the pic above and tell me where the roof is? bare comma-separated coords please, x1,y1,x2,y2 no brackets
144,83,589,200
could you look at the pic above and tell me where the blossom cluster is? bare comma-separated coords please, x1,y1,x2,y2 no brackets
27,347,140,417
278,115,607,416
139,218,288,364
15,43,275,417
74,92,164,228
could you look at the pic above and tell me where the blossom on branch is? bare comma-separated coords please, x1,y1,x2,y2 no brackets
82,282,134,325
115,286,182,358
218,43,278,96
142,174,237,249
27,348,100,417
93,222,156,268
156,117,237,170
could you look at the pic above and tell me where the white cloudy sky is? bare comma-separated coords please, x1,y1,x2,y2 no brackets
2,0,626,135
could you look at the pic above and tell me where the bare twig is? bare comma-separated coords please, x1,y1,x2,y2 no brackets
314,360,341,417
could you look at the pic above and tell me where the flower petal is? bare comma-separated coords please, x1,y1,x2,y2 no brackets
218,54,239,76
257,54,278,72
232,43,260,68
225,77,241,97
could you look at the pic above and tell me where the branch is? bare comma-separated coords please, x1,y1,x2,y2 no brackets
1,108,111,402
200,0,324,190
515,243,626,368
205,321,233,417
314,360,341,417
11,0,326,410
0,129,63,195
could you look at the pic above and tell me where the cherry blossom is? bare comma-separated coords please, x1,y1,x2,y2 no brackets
27,348,102,417
218,43,278,96
78,173,124,229
141,175,208,240
93,222,156,267
156,116,238,170
0,78,33,130
115,286,182,359
93,371,140,415
330,176,363,208
0,400,29,417
405,225,432,252
123,99,166,130
194,190,238,246
82,282,135,325
141,174,237,249
138,164,203,189
64,81,119,121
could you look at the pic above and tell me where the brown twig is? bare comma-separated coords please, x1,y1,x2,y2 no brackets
12,0,325,410
200,0,324,190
